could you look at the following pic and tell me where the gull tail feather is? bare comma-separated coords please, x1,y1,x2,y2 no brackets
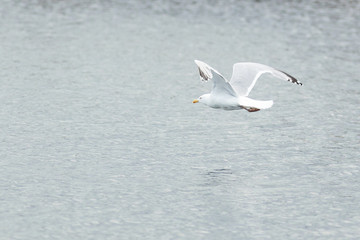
239,97,273,110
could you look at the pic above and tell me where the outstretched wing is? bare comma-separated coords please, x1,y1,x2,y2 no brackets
194,60,237,97
229,62,302,96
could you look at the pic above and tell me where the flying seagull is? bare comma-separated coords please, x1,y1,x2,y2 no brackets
192,60,302,112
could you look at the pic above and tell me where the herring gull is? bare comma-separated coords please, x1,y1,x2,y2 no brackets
192,60,302,112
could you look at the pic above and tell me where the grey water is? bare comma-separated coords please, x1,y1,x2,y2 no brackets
1,0,359,239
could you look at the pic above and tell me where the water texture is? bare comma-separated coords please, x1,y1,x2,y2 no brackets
0,0,359,239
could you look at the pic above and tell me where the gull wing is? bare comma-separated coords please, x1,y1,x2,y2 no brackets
194,60,237,97
229,62,302,96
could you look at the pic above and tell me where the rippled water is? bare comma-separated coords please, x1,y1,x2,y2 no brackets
1,0,359,239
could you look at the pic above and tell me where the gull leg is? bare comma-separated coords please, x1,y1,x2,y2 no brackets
244,107,260,112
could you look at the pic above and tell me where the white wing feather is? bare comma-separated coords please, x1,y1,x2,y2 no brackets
229,62,302,96
194,60,237,97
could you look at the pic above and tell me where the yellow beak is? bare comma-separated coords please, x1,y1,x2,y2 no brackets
193,99,199,103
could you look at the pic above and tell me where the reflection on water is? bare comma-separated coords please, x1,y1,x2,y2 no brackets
204,168,234,186
207,168,233,176
1,0,359,239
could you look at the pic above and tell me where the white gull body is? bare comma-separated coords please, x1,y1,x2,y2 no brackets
192,60,302,112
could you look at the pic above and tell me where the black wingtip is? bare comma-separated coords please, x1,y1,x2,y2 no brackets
280,70,303,86
287,78,303,86
198,67,209,81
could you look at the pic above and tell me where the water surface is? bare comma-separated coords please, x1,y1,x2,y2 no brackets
1,0,359,239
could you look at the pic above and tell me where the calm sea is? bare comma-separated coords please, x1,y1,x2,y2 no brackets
1,0,359,239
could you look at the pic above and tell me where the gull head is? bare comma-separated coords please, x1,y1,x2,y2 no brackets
193,94,210,104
